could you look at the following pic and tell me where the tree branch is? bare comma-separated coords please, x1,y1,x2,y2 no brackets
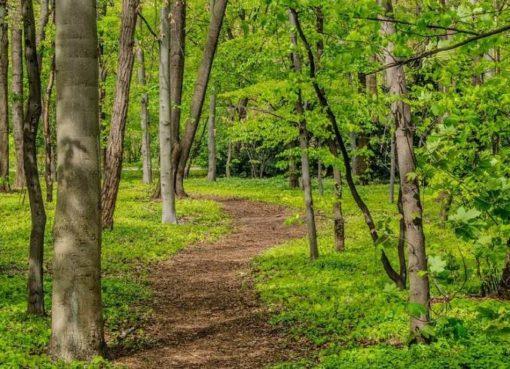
137,11,159,40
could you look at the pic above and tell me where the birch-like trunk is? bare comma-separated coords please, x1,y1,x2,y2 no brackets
102,0,140,230
51,0,105,360
160,4,177,224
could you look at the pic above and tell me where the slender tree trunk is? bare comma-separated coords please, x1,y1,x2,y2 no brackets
51,0,105,360
22,0,46,316
42,54,55,202
389,133,396,203
11,0,25,190
101,0,140,230
288,143,299,188
226,141,232,178
207,93,217,181
159,4,177,224
289,9,318,260
137,17,152,184
317,158,324,196
330,142,345,252
170,0,186,173
290,8,404,287
381,0,430,340
0,0,8,192
175,0,227,197
36,0,50,68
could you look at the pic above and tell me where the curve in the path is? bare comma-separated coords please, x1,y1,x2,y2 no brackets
115,197,307,369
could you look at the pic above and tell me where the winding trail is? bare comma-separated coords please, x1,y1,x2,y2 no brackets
115,197,307,368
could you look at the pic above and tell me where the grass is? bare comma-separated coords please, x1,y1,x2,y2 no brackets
188,176,510,369
0,172,229,368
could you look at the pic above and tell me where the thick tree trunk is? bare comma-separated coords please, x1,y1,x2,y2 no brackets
101,0,140,230
381,0,430,340
207,93,217,181
42,54,55,202
136,17,152,184
289,9,318,260
175,0,227,196
51,0,105,360
22,0,46,316
159,4,177,224
0,0,8,192
11,0,25,190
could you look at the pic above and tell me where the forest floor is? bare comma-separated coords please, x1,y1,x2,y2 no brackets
115,197,309,369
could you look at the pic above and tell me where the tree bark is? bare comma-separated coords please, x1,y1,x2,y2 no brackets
175,0,227,196
101,0,140,230
159,4,177,224
381,0,430,340
22,0,46,316
317,158,324,196
0,0,8,192
42,54,55,202
11,0,24,190
288,9,319,260
330,142,345,252
389,133,396,203
51,0,105,360
207,93,217,181
288,143,299,188
36,0,50,68
136,17,152,184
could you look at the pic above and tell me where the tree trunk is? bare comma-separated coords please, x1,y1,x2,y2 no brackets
381,0,430,341
0,0,8,192
330,141,345,252
175,0,227,196
159,4,177,224
136,17,152,184
207,93,217,181
22,0,46,316
288,145,299,188
51,0,105,360
36,0,50,68
170,0,186,172
317,158,324,196
389,133,396,203
288,9,318,260
42,54,55,202
101,0,140,230
226,141,232,178
11,0,25,190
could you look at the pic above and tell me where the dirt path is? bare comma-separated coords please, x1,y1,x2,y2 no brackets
115,198,307,369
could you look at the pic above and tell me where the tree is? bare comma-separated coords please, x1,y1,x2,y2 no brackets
381,0,430,341
175,0,228,196
11,0,24,190
51,0,105,360
288,9,319,260
22,0,46,316
0,0,8,192
136,17,152,184
207,93,217,181
102,0,140,230
159,2,177,224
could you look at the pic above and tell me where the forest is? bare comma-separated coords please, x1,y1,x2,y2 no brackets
0,0,509,368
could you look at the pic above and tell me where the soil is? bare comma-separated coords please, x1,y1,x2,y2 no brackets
114,197,308,369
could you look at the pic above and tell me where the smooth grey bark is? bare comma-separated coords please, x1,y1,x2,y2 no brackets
102,0,140,230
136,17,152,184
288,9,319,260
0,0,8,192
159,4,177,224
22,0,46,316
175,0,227,196
42,54,55,202
51,0,105,360
389,133,396,203
207,93,217,181
11,0,24,189
381,0,430,341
